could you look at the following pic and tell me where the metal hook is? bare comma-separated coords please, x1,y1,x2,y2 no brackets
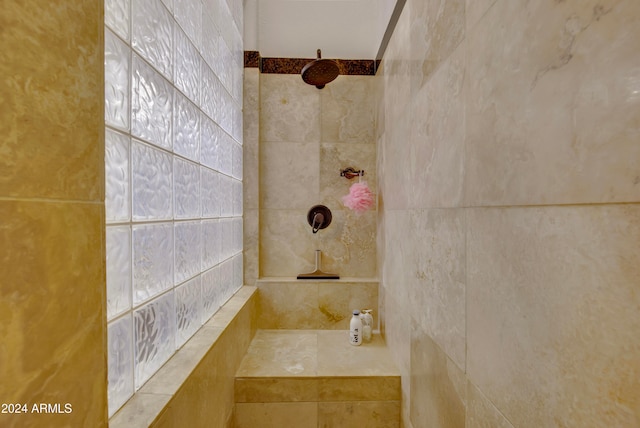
340,167,364,180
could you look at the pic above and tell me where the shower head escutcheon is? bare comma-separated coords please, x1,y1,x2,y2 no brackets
301,49,340,89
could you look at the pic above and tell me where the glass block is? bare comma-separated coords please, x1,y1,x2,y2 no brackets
231,140,242,180
131,0,173,79
173,92,200,162
200,63,221,123
200,167,220,218
232,179,243,217
106,226,132,320
174,221,201,285
219,174,233,217
220,218,234,262
219,257,234,298
217,0,234,49
200,14,219,71
160,0,173,14
105,29,130,131
134,292,176,390
175,276,202,347
174,0,202,49
201,219,221,270
132,140,172,220
200,114,221,171
218,131,233,176
218,89,234,137
132,55,173,150
232,101,243,143
174,27,201,103
232,217,243,255
217,38,232,93
132,223,174,305
105,0,130,42
105,129,131,223
202,0,220,33
201,266,221,323
108,315,133,417
174,158,200,219
228,0,243,35
232,252,243,291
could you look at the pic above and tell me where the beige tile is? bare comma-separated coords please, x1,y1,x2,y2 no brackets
243,209,259,286
313,208,378,278
257,279,378,329
235,402,317,428
243,69,260,212
319,377,400,402
467,205,640,427
378,115,411,210
260,141,320,210
381,210,415,309
0,0,104,201
410,322,466,428
235,378,318,403
466,0,498,32
466,382,514,428
0,200,107,427
409,0,465,90
319,142,377,210
257,281,319,329
260,209,316,277
260,74,321,143
316,331,399,377
317,282,378,329
407,209,466,370
408,41,465,209
320,75,376,144
374,70,385,140
318,401,400,428
236,330,318,377
260,208,376,278
382,2,411,128
465,0,640,206
111,393,172,428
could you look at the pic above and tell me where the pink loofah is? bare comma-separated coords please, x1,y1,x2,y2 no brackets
342,181,375,214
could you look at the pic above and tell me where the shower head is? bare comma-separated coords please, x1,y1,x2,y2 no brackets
301,49,340,89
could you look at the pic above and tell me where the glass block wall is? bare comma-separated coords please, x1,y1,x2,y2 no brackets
104,0,244,417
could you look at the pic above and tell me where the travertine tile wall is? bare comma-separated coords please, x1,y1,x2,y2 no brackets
378,0,640,427
0,1,107,427
256,74,378,280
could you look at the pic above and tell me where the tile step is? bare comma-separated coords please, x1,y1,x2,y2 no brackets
235,329,401,403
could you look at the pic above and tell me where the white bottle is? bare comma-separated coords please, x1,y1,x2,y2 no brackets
361,309,373,343
349,310,363,346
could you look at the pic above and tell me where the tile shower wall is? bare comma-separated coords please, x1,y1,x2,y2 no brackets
256,74,377,280
378,1,640,427
104,0,244,417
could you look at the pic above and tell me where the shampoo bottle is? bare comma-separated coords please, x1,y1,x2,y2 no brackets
349,310,363,346
361,309,373,343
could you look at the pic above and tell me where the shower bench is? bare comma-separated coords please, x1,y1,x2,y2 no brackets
233,278,400,427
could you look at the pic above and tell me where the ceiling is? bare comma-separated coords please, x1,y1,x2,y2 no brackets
244,0,398,59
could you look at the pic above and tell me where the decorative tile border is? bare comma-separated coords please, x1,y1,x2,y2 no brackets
244,51,376,76
244,50,260,68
